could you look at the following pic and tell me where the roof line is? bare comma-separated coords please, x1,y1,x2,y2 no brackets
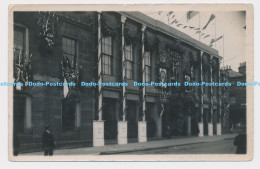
118,11,222,59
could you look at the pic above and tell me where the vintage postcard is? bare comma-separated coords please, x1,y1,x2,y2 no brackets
8,4,254,161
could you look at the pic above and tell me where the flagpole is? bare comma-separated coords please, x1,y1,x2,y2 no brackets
215,14,217,48
199,12,201,42
168,11,170,25
223,34,224,67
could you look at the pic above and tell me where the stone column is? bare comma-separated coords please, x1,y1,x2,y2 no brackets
198,51,204,137
93,11,104,147
138,24,147,143
208,55,213,136
75,100,81,128
187,65,194,136
118,15,128,145
217,59,222,135
24,95,32,133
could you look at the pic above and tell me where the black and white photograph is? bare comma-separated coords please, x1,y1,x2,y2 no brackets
8,4,253,161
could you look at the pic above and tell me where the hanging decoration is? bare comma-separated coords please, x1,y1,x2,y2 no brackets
144,31,159,51
101,14,121,37
124,27,141,46
61,56,81,98
13,49,33,89
37,12,59,51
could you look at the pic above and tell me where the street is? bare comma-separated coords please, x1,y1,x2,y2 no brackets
117,138,236,154
20,134,237,156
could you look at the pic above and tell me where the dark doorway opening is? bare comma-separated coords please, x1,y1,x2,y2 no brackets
62,98,76,132
103,98,118,141
126,100,138,140
203,109,209,135
146,102,156,138
13,94,25,134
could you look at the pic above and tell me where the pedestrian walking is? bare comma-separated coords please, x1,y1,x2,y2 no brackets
42,124,54,156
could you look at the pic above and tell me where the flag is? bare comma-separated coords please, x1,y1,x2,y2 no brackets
168,11,174,15
171,19,177,24
187,11,199,21
214,35,223,42
195,30,201,35
203,35,210,39
202,14,215,30
210,38,215,44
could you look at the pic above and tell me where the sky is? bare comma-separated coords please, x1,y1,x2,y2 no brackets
143,11,246,71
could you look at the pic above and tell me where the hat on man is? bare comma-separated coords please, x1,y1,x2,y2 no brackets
44,124,50,130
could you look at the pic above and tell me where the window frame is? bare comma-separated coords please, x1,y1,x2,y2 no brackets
144,51,151,83
101,36,113,75
62,36,78,69
125,44,134,80
13,24,29,65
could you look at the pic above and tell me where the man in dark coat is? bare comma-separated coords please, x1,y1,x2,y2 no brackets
233,124,246,154
42,125,54,156
13,132,20,156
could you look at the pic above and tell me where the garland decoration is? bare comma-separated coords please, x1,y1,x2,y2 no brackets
144,32,159,51
13,49,33,88
37,12,59,51
124,27,141,46
101,15,121,37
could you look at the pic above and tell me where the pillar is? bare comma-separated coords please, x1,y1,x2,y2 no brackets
93,11,104,147
208,55,213,136
198,51,204,137
217,59,222,135
117,15,128,145
75,100,81,128
24,95,32,133
138,24,147,142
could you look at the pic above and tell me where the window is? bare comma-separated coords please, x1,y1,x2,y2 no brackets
144,52,151,82
14,25,26,65
102,36,112,75
63,37,77,69
125,45,133,79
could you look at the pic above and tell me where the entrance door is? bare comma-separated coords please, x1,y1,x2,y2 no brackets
146,102,156,138
13,95,25,134
62,98,76,132
103,98,117,140
126,101,138,140
203,109,209,135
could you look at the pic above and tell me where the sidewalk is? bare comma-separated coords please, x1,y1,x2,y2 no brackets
21,134,236,155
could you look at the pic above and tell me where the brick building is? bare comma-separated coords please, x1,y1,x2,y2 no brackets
12,11,231,152
226,63,247,130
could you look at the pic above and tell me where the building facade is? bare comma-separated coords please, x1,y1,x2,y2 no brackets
12,11,229,152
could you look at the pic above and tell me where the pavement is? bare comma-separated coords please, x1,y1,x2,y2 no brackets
21,134,236,155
